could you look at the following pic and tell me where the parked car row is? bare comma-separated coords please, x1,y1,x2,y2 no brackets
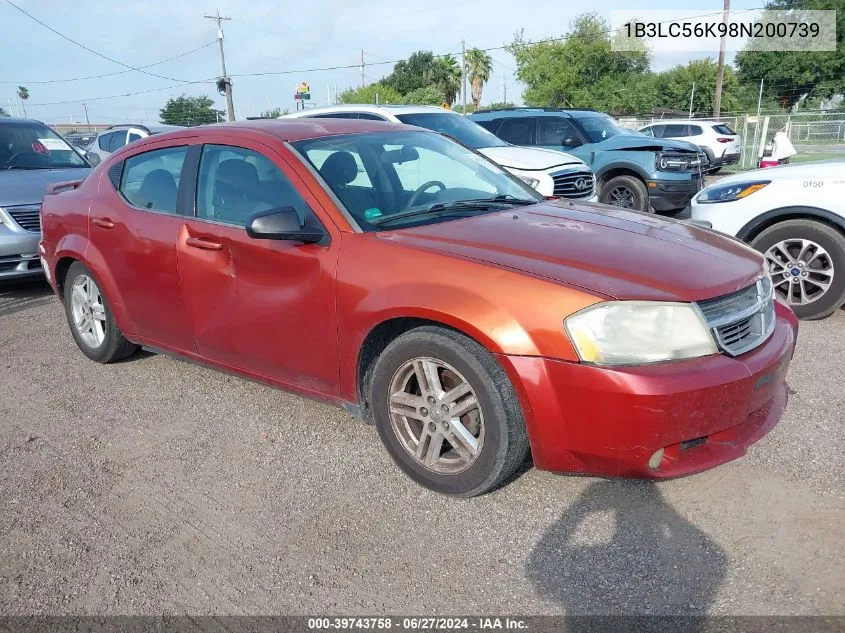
638,119,742,173
37,118,798,496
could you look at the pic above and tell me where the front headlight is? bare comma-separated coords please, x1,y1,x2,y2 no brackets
517,175,540,189
564,301,717,365
656,151,700,172
696,181,769,204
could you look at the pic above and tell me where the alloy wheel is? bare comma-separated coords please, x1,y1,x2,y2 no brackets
607,186,636,208
70,274,107,348
388,357,484,475
765,238,834,306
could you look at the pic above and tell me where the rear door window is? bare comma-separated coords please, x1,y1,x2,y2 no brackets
496,118,535,145
688,125,703,136
663,124,689,137
712,124,736,135
119,146,188,214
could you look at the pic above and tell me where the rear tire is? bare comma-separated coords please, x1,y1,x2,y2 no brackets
369,326,529,497
63,262,138,362
600,175,649,212
750,219,845,320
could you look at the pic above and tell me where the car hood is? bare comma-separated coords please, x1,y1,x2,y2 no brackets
592,134,699,153
705,160,845,186
382,201,764,302
477,146,586,170
0,167,91,207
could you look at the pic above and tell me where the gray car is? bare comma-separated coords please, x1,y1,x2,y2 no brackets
85,123,185,166
1,118,90,280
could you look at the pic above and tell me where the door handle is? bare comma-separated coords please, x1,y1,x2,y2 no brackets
185,236,223,251
92,217,115,229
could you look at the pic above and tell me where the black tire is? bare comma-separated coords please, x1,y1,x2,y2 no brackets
63,261,138,362
370,326,529,497
599,175,649,212
750,219,845,320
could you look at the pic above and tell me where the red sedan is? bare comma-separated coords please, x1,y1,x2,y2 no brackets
39,119,798,496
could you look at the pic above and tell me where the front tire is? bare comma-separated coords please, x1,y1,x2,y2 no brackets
751,219,845,320
370,326,529,497
600,175,649,212
63,262,138,362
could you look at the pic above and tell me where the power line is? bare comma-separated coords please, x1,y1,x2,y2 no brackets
0,41,217,85
1,0,194,83
24,78,217,107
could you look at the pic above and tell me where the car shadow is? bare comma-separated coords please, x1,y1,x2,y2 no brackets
0,279,55,317
526,480,726,624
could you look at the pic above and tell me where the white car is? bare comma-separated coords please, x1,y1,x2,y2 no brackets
691,160,845,319
639,119,741,174
282,105,598,201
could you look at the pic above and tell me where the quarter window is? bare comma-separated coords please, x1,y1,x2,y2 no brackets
196,144,315,227
119,146,188,214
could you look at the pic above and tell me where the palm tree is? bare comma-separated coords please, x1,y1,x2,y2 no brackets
17,86,29,117
465,49,492,111
436,55,461,106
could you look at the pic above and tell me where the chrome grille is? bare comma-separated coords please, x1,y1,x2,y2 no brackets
7,205,41,233
696,277,775,357
551,168,595,199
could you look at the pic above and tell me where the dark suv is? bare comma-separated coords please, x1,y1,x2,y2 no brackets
469,108,708,214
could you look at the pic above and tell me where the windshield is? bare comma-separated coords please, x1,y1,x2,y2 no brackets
0,122,88,170
292,130,540,231
394,112,508,150
572,114,632,144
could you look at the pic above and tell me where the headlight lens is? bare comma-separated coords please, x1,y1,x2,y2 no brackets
564,301,717,365
696,181,770,203
656,151,701,171
517,175,540,189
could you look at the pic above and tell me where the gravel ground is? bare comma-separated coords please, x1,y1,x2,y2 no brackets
1,280,843,616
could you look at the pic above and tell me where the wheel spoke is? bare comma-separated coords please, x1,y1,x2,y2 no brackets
72,285,87,307
86,279,98,303
450,395,479,419
441,382,471,407
795,239,814,263
390,391,426,419
421,432,445,467
803,277,831,292
90,303,106,322
771,243,795,265
413,359,443,398
447,420,479,458
798,279,809,304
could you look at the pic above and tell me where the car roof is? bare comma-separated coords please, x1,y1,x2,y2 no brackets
469,108,601,119
101,123,186,134
285,104,456,118
126,118,417,146
643,119,722,126
0,117,51,127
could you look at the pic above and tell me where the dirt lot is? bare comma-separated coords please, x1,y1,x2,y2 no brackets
1,280,843,616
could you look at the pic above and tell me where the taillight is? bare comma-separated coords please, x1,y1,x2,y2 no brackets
716,137,733,143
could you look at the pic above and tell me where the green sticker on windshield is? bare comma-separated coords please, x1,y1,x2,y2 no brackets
363,208,383,220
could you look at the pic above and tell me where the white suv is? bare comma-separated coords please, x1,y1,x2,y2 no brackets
283,105,598,201
691,160,845,319
639,120,741,173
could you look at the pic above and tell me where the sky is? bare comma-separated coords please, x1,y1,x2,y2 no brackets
0,0,762,126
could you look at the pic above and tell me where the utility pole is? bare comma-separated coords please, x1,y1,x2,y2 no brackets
461,39,467,116
83,103,91,131
689,83,695,118
713,0,730,117
360,50,365,88
500,73,505,103
205,9,235,121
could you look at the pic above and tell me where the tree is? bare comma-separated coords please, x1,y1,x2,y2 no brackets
0,106,8,117
338,82,404,105
436,55,462,105
735,0,845,107
159,95,223,125
17,86,29,117
402,85,445,105
655,59,747,115
480,102,516,110
260,107,289,118
465,48,493,111
508,13,650,108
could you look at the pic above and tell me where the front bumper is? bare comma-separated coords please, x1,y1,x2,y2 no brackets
648,175,702,211
0,226,43,280
499,301,798,478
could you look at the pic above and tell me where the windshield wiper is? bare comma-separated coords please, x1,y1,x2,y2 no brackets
371,195,537,227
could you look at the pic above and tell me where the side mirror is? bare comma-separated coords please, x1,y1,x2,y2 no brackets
246,206,324,243
562,137,583,148
87,152,101,167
